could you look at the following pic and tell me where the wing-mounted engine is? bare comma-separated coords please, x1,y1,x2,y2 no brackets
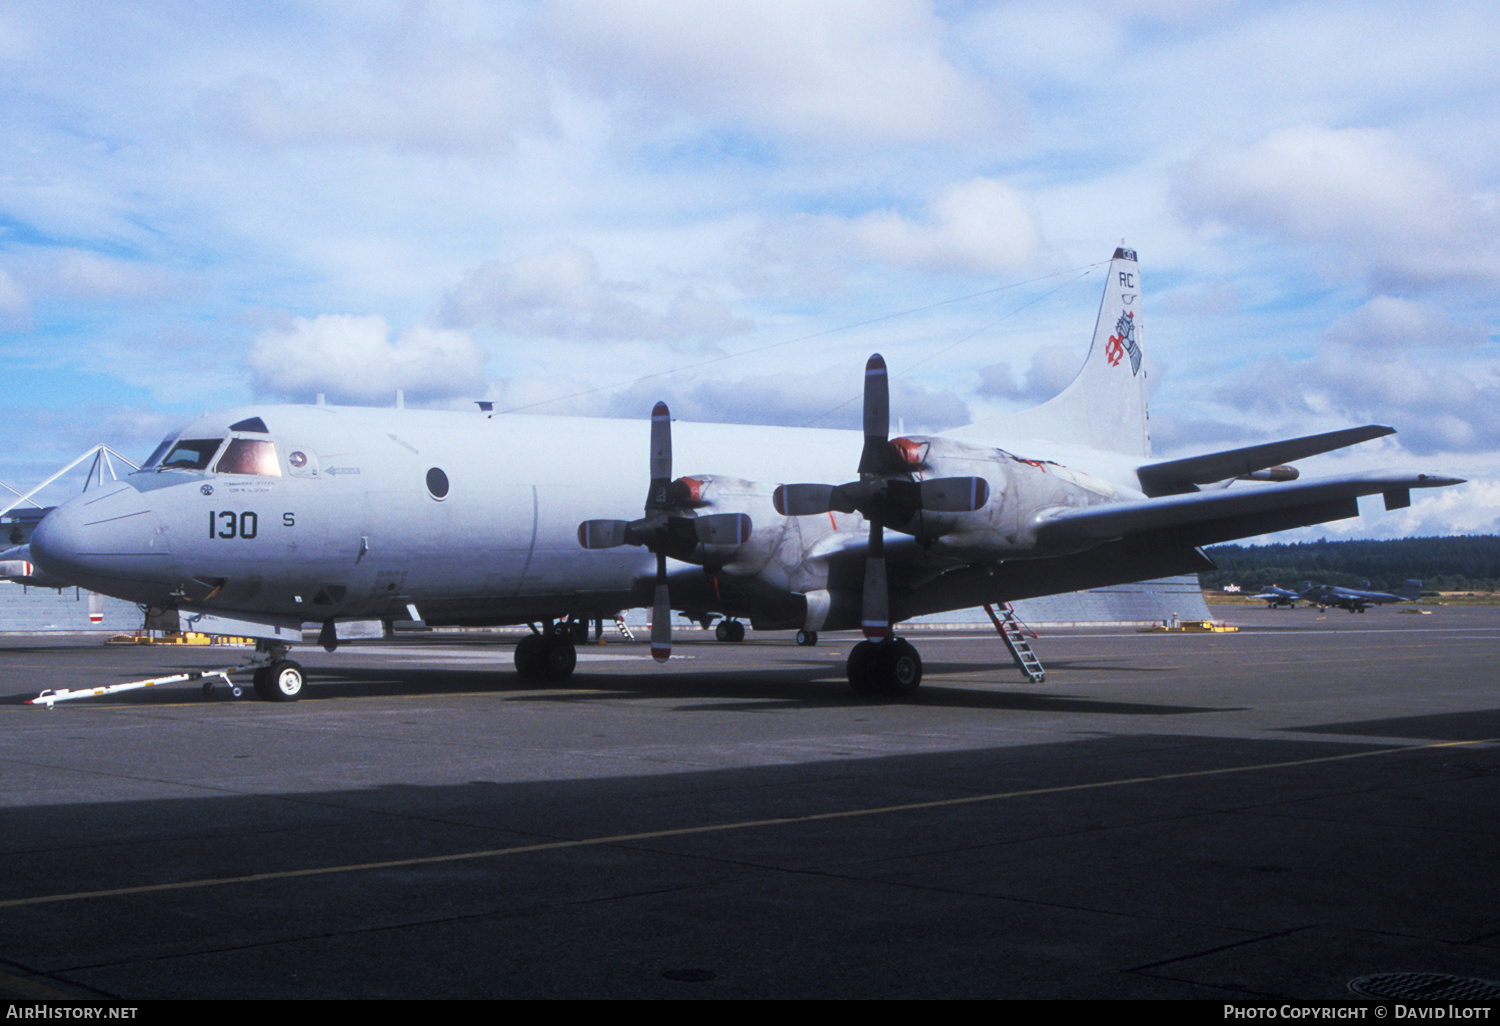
577,402,751,662
772,354,990,639
882,435,1125,562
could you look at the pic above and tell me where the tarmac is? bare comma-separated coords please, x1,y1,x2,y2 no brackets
1,604,1497,1000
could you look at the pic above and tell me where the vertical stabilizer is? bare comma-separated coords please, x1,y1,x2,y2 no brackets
961,247,1151,458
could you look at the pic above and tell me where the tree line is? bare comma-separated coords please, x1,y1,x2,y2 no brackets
1200,536,1500,593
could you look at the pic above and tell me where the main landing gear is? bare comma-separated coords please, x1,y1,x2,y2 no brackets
846,637,922,698
514,623,578,683
250,641,305,702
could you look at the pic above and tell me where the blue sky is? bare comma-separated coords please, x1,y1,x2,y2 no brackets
3,0,1498,538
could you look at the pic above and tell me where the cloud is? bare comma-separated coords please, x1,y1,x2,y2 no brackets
1174,125,1500,290
245,314,488,404
1375,480,1500,538
602,369,970,434
1324,295,1489,350
0,269,29,326
441,242,752,343
753,177,1048,288
542,0,1008,145
1212,346,1500,456
198,41,552,152
45,250,180,301
976,344,1085,404
842,178,1046,274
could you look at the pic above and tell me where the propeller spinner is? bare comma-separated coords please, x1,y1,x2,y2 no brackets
578,402,751,662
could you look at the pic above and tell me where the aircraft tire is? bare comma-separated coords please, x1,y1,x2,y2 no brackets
847,638,922,698
727,620,745,642
515,634,577,682
876,639,922,697
514,634,544,679
566,620,589,644
251,666,274,701
264,660,305,702
796,629,818,646
541,638,577,681
846,640,883,696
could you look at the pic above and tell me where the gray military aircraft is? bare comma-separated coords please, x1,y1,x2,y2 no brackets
26,248,1462,701
1250,584,1302,608
1300,579,1423,613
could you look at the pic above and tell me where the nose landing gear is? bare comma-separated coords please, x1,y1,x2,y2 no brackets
514,621,579,682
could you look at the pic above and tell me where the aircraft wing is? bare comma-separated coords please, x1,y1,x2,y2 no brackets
1031,470,1462,551
1135,426,1394,496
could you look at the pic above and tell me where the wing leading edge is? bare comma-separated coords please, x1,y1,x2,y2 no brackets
1135,426,1396,496
1031,470,1463,552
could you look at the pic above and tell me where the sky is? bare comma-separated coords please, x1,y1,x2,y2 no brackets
3,0,1498,540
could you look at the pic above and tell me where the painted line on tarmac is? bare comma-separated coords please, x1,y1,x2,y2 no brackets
1,736,1492,911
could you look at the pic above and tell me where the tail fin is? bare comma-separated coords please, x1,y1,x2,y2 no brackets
960,247,1151,457
1397,579,1422,601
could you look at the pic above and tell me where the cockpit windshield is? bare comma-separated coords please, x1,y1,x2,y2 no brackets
158,438,225,471
216,438,282,477
140,436,177,470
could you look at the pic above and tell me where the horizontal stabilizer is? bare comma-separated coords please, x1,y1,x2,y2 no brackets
1033,470,1462,551
1136,426,1395,496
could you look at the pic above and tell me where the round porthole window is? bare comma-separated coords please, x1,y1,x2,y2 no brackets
288,451,308,468
426,467,449,499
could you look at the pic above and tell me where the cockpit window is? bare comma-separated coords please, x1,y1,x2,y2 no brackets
159,439,225,471
216,438,282,477
140,436,177,470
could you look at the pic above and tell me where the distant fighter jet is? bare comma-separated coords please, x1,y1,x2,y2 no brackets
1251,584,1302,608
1299,579,1423,613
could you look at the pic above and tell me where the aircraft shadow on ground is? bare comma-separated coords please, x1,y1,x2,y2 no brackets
1,636,1235,716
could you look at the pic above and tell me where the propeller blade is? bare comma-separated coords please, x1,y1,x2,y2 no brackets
651,552,671,662
858,355,891,476
918,476,990,513
694,512,752,545
774,483,852,516
863,354,888,443
577,519,630,549
861,523,890,640
647,401,673,510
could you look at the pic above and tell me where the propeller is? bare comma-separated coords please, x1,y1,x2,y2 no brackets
774,354,989,640
578,402,751,662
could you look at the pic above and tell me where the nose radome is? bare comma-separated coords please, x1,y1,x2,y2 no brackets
29,482,173,595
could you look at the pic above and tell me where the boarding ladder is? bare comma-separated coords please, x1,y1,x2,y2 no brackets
984,603,1045,683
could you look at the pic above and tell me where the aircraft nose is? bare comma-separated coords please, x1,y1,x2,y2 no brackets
29,482,174,595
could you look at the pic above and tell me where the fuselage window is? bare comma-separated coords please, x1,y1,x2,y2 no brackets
160,438,225,471
426,467,449,499
217,439,283,477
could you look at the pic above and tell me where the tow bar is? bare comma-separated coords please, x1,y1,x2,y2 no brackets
27,666,250,708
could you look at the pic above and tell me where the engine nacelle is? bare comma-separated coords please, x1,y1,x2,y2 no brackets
888,436,1122,560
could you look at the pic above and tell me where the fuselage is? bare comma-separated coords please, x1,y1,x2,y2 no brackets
28,403,1148,631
